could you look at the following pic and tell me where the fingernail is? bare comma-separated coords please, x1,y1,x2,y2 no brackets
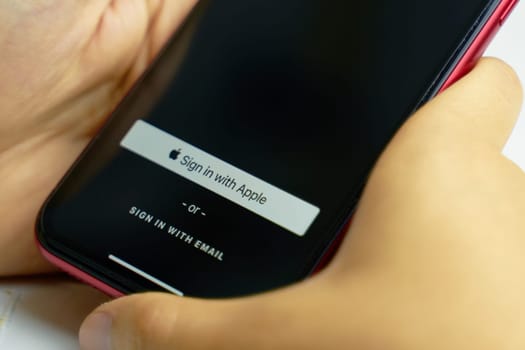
79,311,113,350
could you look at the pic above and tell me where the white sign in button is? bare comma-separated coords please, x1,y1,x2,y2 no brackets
120,120,320,237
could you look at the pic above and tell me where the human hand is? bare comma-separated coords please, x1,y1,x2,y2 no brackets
0,0,195,276
79,59,525,350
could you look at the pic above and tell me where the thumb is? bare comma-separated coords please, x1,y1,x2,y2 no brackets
78,278,349,350
79,292,237,350
393,57,523,154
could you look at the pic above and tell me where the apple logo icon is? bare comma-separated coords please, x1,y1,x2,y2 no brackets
169,149,182,160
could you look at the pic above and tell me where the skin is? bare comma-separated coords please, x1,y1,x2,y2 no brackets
0,1,524,349
0,0,195,275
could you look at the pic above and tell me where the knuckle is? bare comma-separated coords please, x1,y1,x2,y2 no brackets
482,57,523,107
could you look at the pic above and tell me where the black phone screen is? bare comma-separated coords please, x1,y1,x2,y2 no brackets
39,0,500,297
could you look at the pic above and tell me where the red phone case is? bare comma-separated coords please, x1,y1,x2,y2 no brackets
36,0,520,298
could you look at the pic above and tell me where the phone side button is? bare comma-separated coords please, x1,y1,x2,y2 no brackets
499,0,519,25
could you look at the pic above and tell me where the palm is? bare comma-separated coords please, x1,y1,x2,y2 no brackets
0,0,194,275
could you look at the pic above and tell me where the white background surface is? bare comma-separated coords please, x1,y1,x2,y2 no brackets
0,279,108,349
0,4,523,349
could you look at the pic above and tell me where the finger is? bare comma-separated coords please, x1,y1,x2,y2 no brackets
79,279,357,350
66,0,197,136
396,58,523,152
82,0,197,86
46,0,196,136
79,293,289,350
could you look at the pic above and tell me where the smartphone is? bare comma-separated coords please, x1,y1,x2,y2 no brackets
36,0,518,298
